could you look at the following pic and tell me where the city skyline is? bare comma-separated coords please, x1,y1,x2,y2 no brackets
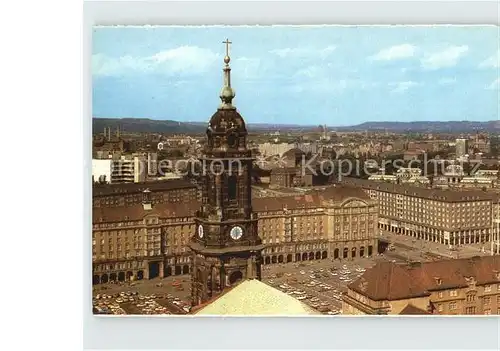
92,25,499,126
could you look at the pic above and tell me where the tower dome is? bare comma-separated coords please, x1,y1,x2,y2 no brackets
205,39,250,157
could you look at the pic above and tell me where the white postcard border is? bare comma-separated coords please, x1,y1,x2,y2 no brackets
83,1,500,350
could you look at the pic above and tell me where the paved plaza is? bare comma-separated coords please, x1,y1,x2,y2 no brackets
92,275,192,315
261,257,382,314
380,230,497,259
92,235,472,315
92,254,403,315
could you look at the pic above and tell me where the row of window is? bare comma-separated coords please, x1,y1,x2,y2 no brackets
94,261,146,271
92,249,163,261
438,286,500,299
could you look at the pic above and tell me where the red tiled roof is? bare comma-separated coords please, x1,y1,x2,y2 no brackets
93,185,372,223
349,256,500,301
93,179,196,197
92,200,199,223
252,185,370,212
342,177,495,202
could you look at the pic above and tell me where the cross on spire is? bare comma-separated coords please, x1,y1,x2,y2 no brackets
223,38,232,57
219,39,235,109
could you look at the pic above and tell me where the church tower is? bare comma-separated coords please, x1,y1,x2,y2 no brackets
189,39,265,307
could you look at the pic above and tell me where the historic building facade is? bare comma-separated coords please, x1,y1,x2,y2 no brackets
92,185,379,284
342,177,498,247
92,191,197,284
255,185,378,264
342,256,500,315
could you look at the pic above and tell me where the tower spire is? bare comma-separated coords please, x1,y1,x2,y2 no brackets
220,38,235,110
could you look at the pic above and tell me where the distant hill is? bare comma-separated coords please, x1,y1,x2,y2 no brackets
93,118,206,134
93,117,500,135
338,120,500,133
93,117,311,134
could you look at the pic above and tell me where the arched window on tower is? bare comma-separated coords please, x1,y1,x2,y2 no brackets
228,175,237,201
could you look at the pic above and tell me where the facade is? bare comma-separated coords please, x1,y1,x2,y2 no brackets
471,134,491,154
269,167,314,188
295,142,319,155
407,140,443,153
456,138,469,158
395,167,422,181
111,156,146,183
258,142,295,157
255,186,378,264
188,41,265,307
92,194,198,284
368,174,398,183
92,156,148,184
91,185,379,284
459,177,494,189
92,178,198,208
342,256,500,315
342,177,497,247
163,135,196,147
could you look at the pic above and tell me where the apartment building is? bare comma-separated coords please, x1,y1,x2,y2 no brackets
342,256,500,315
257,142,295,157
92,185,379,283
92,194,197,284
254,185,379,264
456,138,469,158
342,177,497,247
110,155,146,183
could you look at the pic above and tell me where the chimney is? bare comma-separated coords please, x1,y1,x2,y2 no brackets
142,189,152,210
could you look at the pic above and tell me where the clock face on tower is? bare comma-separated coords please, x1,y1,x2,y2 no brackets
230,226,243,240
198,225,204,238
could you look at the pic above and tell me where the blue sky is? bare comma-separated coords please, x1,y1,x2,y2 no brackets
92,26,499,126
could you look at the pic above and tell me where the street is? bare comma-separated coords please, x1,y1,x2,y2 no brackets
378,230,493,259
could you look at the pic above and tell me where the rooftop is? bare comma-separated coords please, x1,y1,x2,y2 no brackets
342,177,495,202
349,256,500,301
94,184,372,223
399,304,431,315
93,179,196,197
93,201,199,223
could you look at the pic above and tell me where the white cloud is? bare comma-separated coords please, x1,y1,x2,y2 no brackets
420,45,469,70
438,77,457,85
270,46,336,59
93,46,220,77
486,78,499,90
288,78,346,94
390,81,420,93
293,66,324,78
289,79,378,94
319,46,337,59
370,44,417,61
233,57,261,79
479,50,500,68
359,81,381,90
